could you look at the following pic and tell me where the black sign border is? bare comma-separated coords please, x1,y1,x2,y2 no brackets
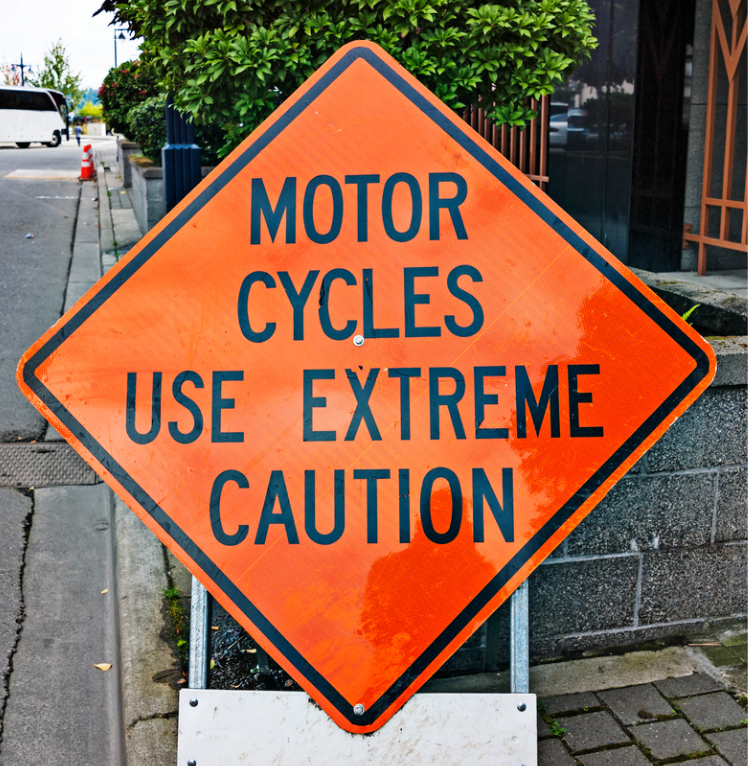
23,45,711,728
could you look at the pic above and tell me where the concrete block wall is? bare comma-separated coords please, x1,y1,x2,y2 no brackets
130,158,165,235
129,162,215,235
117,140,140,189
448,336,747,673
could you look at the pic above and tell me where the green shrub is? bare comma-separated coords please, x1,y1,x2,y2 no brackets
126,96,226,166
126,96,166,163
107,0,598,156
99,59,159,136
77,100,103,120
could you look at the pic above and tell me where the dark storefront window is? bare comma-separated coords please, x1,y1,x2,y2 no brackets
546,0,697,269
546,0,640,262
629,0,696,271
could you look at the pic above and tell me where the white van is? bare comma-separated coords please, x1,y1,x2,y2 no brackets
0,86,67,148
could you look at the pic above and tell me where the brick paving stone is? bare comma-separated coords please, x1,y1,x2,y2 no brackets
560,711,630,753
542,692,602,716
680,757,732,766
538,737,578,766
676,692,748,731
707,728,748,766
577,745,652,766
654,673,724,698
629,719,710,760
597,683,675,724
538,711,554,739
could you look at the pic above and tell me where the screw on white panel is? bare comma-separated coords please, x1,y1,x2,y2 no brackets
517,703,527,711
189,698,198,707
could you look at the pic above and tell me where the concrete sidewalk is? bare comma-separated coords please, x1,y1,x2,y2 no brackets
38,150,188,766
88,145,747,765
94,140,142,265
655,269,748,299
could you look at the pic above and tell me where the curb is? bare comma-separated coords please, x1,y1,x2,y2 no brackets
423,641,743,697
94,144,142,264
66,151,184,764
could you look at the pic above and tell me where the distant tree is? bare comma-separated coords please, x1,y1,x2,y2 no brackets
28,40,83,105
80,87,102,106
0,63,22,86
78,100,104,120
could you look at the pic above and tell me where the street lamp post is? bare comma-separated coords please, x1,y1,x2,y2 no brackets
11,53,32,86
113,28,128,68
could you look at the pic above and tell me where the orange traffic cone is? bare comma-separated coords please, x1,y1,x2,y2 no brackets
80,143,95,180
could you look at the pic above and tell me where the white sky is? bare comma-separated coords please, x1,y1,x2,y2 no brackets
1,0,143,92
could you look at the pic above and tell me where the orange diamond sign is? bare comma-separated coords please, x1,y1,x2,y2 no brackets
19,42,715,733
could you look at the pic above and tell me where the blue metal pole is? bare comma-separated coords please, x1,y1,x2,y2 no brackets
163,97,202,213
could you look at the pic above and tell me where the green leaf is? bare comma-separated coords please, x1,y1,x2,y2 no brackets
681,304,701,323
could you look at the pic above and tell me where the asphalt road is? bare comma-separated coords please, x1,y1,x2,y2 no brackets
0,139,125,765
0,139,81,441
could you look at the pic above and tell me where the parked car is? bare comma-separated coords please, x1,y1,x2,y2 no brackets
548,108,591,149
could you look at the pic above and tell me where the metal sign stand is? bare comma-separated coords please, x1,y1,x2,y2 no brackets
187,575,530,692
510,580,530,694
187,576,210,689
181,576,535,765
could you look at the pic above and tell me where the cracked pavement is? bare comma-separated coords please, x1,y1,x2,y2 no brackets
0,141,125,765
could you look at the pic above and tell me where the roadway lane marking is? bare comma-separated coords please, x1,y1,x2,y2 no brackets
6,169,80,179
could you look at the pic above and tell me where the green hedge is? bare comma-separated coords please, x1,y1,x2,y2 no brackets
126,96,226,166
99,60,158,136
110,0,598,157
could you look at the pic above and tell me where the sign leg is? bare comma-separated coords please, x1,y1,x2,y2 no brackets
189,576,210,689
510,580,529,694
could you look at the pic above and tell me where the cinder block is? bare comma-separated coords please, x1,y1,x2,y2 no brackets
716,467,748,541
646,388,747,472
640,544,748,624
438,646,485,675
710,338,748,388
530,557,638,637
531,616,743,661
567,473,714,555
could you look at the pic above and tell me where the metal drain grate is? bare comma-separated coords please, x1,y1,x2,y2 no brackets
0,443,99,487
